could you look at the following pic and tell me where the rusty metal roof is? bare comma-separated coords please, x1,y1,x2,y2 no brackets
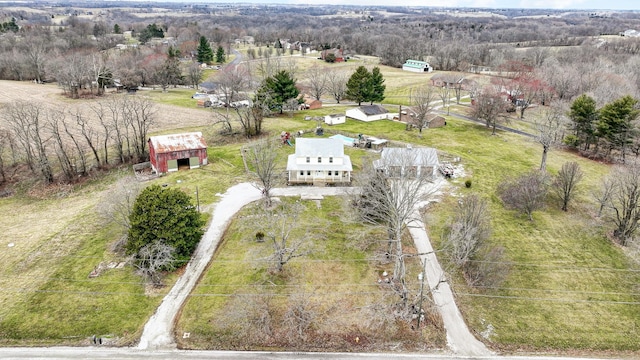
148,132,207,153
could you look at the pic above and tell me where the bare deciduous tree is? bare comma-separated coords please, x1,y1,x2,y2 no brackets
236,101,267,138
98,175,142,231
594,177,615,218
186,62,204,90
258,203,310,273
464,246,511,288
3,101,54,183
72,109,102,168
305,65,328,100
471,88,508,135
134,240,176,286
408,85,437,133
283,292,319,340
498,171,548,221
0,129,14,183
354,150,436,303
552,161,583,212
444,194,491,267
327,69,348,104
535,103,567,171
216,64,250,106
602,163,640,246
245,138,282,208
122,96,156,161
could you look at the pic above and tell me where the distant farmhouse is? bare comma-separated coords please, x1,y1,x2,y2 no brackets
148,132,208,174
402,59,433,73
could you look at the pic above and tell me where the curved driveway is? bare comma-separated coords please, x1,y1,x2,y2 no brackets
138,183,491,356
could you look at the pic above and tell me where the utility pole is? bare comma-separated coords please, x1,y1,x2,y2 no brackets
416,259,426,330
195,186,200,212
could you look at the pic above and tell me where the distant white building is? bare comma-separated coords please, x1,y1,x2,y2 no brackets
346,105,392,122
286,138,352,185
620,29,640,37
402,59,433,73
324,113,346,125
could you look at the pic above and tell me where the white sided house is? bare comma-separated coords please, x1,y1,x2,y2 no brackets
346,105,391,122
324,113,346,125
374,146,439,178
287,138,352,185
402,59,433,73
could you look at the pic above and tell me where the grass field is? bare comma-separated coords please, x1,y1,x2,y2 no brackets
1,72,639,354
177,197,446,351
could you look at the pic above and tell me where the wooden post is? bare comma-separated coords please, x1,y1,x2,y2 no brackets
240,146,249,173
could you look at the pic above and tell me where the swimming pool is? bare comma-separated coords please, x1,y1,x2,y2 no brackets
330,134,355,146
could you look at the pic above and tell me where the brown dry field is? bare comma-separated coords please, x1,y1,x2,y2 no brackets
0,80,212,132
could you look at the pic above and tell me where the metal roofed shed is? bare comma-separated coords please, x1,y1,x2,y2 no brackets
148,132,208,175
374,146,440,178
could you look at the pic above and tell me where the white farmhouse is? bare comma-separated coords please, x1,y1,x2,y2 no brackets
286,138,352,185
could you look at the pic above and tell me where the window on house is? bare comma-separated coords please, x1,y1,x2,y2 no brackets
300,171,304,175
328,171,332,176
307,171,311,175
306,157,310,163
329,157,333,163
318,157,322,163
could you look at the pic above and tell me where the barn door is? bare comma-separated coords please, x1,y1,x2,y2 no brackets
167,159,178,172
189,157,200,169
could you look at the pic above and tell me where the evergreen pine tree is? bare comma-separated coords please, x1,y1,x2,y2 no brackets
255,70,299,114
197,36,214,64
368,67,386,104
345,66,371,106
215,46,225,63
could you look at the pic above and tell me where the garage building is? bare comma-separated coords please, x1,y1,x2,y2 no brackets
148,132,208,174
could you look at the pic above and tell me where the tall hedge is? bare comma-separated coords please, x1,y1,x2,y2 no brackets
127,185,204,268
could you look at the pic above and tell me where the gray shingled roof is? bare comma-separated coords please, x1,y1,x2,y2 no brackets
294,138,344,157
358,105,388,116
374,147,439,168
286,138,352,172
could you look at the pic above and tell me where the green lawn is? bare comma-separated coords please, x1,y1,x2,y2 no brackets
177,197,446,351
1,75,638,353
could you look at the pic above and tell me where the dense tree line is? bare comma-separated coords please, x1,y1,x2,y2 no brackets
0,96,155,184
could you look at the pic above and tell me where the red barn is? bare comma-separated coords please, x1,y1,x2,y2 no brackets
148,132,208,174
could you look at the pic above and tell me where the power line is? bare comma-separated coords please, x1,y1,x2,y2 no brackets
456,292,640,305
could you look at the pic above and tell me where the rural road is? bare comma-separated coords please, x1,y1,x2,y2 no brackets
0,347,613,360
138,181,492,357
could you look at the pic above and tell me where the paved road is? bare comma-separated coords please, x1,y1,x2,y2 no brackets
0,347,612,360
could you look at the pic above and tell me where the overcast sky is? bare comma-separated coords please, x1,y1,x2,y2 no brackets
192,0,637,10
